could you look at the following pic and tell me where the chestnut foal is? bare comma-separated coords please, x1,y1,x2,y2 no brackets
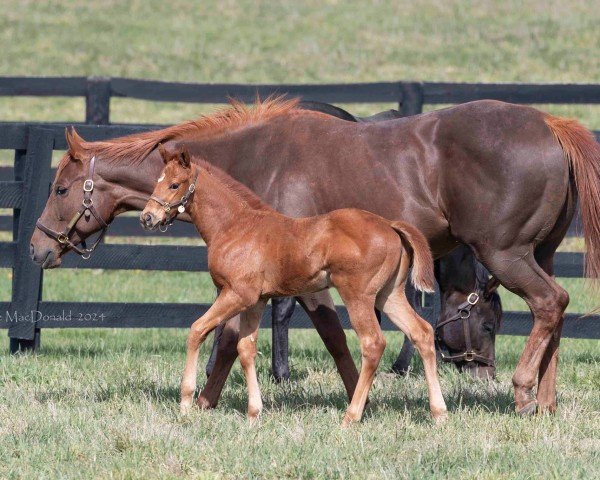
141,145,447,425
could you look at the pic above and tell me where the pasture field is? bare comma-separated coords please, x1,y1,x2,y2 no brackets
0,0,599,478
0,330,598,479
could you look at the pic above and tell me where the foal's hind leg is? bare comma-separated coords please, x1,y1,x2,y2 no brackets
476,247,569,414
377,289,447,421
180,289,246,414
237,301,267,421
336,294,386,426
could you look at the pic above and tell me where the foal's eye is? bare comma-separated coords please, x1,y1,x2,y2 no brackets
55,186,68,196
169,183,180,190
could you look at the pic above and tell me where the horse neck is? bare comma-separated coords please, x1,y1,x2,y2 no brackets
187,166,264,246
437,245,478,295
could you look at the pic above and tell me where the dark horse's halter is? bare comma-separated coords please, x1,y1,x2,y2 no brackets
35,156,108,260
434,291,495,367
148,169,199,230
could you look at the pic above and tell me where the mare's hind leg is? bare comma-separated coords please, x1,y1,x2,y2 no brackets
297,290,360,402
476,246,569,414
237,301,267,421
180,289,247,414
535,242,567,414
377,289,447,421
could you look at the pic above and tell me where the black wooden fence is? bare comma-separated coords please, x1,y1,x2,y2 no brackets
1,77,599,351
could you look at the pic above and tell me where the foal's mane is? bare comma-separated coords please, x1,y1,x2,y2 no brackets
194,158,272,212
61,96,308,172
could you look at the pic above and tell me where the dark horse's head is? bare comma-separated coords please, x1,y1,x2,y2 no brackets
435,245,502,379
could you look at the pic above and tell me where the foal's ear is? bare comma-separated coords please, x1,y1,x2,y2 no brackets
178,145,191,169
158,143,170,164
65,126,85,162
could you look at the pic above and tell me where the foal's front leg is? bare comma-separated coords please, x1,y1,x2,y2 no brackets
180,289,246,414
237,300,267,421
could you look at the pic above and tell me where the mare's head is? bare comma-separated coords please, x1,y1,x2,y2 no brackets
435,246,502,379
30,128,125,268
141,145,196,230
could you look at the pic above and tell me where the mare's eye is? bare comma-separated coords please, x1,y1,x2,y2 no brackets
169,183,180,190
55,186,68,196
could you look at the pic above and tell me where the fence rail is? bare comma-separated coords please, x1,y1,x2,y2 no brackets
0,77,599,351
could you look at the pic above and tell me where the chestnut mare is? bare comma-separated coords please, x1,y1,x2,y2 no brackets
254,102,503,380
140,145,446,424
30,98,600,415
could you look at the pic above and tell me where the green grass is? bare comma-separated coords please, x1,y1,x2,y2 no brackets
0,330,598,479
1,1,599,478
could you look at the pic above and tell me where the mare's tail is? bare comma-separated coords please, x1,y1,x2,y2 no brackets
544,115,600,281
390,221,435,293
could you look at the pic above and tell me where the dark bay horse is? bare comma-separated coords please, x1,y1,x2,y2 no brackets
30,98,600,415
141,144,447,424
254,101,503,381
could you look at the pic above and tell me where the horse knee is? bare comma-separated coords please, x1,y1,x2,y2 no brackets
361,334,386,365
529,288,569,332
218,324,240,357
237,339,257,367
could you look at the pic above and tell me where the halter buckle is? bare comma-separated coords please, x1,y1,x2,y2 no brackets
464,351,476,362
83,198,93,208
81,252,91,260
83,179,94,192
164,205,171,213
188,183,195,193
467,293,479,305
57,233,69,244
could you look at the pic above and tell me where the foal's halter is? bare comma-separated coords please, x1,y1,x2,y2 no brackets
434,291,495,367
148,169,199,230
35,156,108,260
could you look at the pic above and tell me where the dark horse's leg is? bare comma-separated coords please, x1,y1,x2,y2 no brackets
205,323,224,377
390,280,422,374
271,297,296,382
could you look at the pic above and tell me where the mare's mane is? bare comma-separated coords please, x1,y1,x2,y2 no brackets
59,96,318,174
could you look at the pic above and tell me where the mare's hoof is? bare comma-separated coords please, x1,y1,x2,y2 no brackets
517,401,538,416
196,396,217,410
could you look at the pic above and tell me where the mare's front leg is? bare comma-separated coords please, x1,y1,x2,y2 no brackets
180,289,246,414
237,300,267,421
271,297,296,382
297,290,360,401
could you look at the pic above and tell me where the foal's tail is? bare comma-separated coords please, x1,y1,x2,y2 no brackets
545,115,600,280
390,221,435,293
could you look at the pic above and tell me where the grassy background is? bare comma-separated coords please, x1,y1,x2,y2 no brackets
0,0,599,478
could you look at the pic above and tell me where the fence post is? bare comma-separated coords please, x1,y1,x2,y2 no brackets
399,82,424,117
85,77,111,124
8,128,54,353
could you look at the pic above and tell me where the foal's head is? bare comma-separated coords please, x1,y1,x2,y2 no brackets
141,144,196,230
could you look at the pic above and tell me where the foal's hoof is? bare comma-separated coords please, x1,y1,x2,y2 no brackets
517,400,538,416
432,410,449,425
341,414,358,428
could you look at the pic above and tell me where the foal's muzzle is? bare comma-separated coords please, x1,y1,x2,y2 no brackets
140,211,163,230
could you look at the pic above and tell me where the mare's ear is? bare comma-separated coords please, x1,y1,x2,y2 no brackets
65,126,85,162
178,145,191,168
484,276,501,299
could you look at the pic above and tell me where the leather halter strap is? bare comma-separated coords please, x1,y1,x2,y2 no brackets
434,291,496,367
35,156,108,260
148,169,199,222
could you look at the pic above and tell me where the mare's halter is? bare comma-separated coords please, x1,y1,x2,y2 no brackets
434,291,495,367
148,169,199,229
35,156,108,260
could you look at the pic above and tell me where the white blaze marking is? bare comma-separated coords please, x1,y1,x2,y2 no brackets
157,173,165,183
